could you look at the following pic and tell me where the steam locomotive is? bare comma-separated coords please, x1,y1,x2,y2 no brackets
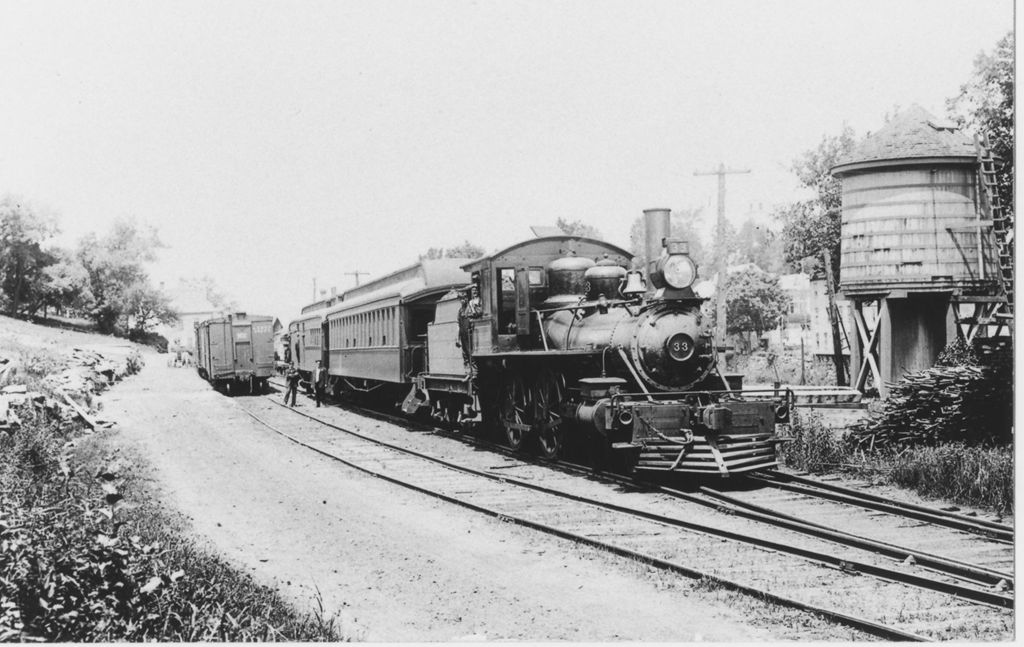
289,209,790,476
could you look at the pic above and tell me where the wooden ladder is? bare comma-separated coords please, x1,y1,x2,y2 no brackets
975,134,1014,324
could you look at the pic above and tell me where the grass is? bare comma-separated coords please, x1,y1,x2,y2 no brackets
0,344,348,642
888,444,1014,514
0,341,66,395
781,411,1014,515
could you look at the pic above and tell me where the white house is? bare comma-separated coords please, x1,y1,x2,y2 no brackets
154,281,222,352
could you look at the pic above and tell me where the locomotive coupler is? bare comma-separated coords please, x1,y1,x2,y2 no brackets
699,404,732,434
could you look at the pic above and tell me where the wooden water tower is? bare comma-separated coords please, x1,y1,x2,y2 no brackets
831,105,1007,396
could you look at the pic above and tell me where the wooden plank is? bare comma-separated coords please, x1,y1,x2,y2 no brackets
59,390,112,430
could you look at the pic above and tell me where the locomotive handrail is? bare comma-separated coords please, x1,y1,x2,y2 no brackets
609,387,795,408
531,297,634,315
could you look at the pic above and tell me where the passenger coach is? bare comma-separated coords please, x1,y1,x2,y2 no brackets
320,258,471,396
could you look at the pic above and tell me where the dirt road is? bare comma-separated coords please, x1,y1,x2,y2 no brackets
99,353,780,641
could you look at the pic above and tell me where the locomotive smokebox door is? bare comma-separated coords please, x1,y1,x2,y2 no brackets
515,266,531,337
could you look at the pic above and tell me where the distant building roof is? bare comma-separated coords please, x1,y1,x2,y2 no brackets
832,105,977,175
778,272,811,291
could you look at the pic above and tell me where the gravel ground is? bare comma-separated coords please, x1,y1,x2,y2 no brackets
97,351,789,641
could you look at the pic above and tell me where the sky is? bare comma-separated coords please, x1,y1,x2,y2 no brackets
0,0,1014,320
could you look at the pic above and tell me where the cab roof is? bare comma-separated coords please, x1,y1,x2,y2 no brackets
461,236,633,274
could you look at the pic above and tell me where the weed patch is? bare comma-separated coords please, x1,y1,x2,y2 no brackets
780,411,856,473
779,412,1013,515
889,444,1014,515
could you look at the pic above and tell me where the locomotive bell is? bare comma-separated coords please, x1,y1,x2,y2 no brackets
620,270,646,298
584,255,627,300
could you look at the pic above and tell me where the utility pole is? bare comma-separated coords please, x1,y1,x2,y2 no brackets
345,270,369,287
822,249,849,386
312,278,317,301
694,163,750,365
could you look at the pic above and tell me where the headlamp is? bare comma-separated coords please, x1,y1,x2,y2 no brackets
660,255,696,289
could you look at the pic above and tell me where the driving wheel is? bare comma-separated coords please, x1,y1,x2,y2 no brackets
533,370,565,460
498,374,531,451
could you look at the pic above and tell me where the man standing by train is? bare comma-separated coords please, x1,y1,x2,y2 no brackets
313,359,327,407
284,364,300,407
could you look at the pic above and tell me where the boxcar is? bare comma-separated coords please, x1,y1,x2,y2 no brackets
195,313,275,394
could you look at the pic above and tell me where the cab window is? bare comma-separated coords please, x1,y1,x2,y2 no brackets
497,268,516,334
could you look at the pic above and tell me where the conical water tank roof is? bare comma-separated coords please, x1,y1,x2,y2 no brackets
832,104,976,174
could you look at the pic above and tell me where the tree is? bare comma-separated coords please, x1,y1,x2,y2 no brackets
725,267,791,353
628,207,708,273
181,275,237,310
947,31,1013,216
0,196,58,316
776,125,857,284
39,247,94,317
555,218,602,239
123,280,178,333
732,219,786,274
421,240,486,260
77,219,167,334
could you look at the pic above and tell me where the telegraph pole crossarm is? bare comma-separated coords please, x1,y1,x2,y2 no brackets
345,270,370,287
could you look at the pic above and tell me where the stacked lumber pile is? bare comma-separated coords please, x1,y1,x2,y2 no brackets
848,342,1013,450
0,347,143,433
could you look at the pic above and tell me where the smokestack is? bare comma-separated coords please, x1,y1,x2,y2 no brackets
643,208,671,277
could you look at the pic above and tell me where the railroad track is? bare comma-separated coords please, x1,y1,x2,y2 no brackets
243,388,1014,640
295,386,1015,591
268,379,1014,579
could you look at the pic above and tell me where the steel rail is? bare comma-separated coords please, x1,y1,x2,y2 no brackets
696,486,1013,589
255,398,1012,610
750,474,1013,542
242,404,929,642
755,471,1012,533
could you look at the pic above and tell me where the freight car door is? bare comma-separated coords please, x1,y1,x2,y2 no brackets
210,322,233,377
233,325,254,372
251,320,275,375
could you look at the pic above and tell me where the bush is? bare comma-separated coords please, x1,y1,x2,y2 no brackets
128,329,168,353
